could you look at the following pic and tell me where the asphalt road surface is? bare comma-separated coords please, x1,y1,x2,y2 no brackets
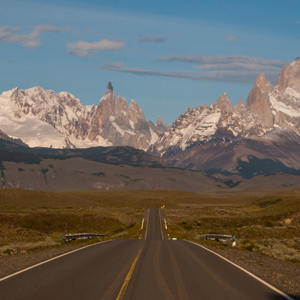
0,209,291,300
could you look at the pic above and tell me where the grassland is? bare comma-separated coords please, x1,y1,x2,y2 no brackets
1,187,299,298
0,187,299,264
166,187,300,263
0,189,208,252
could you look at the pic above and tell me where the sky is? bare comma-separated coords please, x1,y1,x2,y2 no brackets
0,0,299,125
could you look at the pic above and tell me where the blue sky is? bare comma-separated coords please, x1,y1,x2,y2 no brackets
0,0,299,125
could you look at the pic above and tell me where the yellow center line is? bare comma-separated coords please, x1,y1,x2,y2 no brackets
116,243,145,300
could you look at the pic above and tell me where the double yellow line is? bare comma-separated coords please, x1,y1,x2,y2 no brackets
116,244,144,300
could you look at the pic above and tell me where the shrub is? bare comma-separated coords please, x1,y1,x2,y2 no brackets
3,248,14,255
272,243,297,256
241,239,257,251
287,258,300,264
194,235,206,240
178,221,193,230
264,221,276,227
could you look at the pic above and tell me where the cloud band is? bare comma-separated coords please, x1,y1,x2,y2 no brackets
0,24,71,48
99,58,288,84
67,40,124,57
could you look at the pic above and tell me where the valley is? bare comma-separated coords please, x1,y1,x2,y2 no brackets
1,2,299,299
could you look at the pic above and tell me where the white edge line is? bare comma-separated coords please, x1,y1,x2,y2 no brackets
145,209,150,239
158,209,164,240
186,240,294,300
0,240,112,282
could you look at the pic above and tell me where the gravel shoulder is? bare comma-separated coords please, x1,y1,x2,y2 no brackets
0,242,102,279
202,245,300,300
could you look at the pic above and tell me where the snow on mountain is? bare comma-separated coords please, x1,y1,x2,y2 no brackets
269,93,300,118
251,58,300,127
150,100,270,157
260,126,300,143
150,58,300,170
0,88,67,148
2,58,300,177
149,127,158,144
151,105,222,156
0,82,169,149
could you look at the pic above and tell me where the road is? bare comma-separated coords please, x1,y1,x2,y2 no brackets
0,209,291,300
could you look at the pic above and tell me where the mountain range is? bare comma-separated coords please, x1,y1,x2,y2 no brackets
0,82,169,150
1,58,300,180
150,58,300,177
2,138,300,193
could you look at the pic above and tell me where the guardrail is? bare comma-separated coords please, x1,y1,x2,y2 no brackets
62,233,105,242
205,234,236,246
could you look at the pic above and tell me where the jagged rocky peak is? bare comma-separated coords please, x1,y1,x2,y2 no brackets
216,92,234,112
246,73,274,126
106,81,113,93
155,115,169,135
254,73,273,92
275,58,300,92
97,88,115,126
129,100,145,121
115,93,129,119
236,98,244,106
0,83,170,150
157,115,163,125
235,98,246,114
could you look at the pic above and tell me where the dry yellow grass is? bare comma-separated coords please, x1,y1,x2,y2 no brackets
0,188,256,210
1,187,299,258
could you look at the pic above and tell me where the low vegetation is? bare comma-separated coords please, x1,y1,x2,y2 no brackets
0,187,300,265
0,188,209,255
166,191,300,264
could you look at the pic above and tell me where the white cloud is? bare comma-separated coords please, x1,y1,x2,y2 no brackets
9,31,41,48
67,39,124,57
0,31,13,42
0,24,71,49
0,25,21,31
137,37,166,43
224,36,240,42
155,54,289,72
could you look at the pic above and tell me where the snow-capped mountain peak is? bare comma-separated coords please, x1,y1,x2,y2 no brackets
150,58,300,161
0,82,169,149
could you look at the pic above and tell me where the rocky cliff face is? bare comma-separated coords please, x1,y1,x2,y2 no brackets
216,92,234,112
149,58,300,176
276,58,300,92
246,73,274,125
0,82,169,150
246,58,300,127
